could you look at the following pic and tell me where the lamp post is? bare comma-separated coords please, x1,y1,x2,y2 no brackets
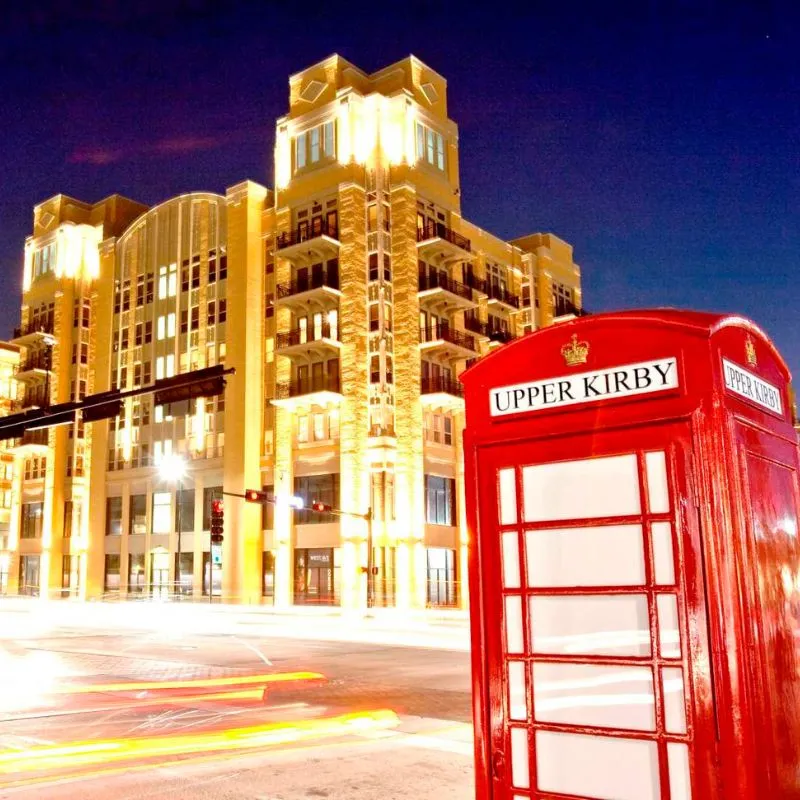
160,453,187,597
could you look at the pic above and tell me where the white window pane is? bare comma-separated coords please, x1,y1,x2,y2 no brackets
167,313,175,337
156,357,164,380
523,455,640,522
526,525,645,588
498,468,517,525
662,667,687,734
502,532,521,589
157,316,165,340
158,276,167,298
533,662,655,731
645,451,670,513
510,727,529,789
530,594,651,657
536,730,659,800
508,661,527,721
436,133,444,170
168,273,176,297
505,595,524,654
296,133,306,168
657,594,681,658
166,355,175,377
652,521,675,585
324,121,334,156
667,742,692,800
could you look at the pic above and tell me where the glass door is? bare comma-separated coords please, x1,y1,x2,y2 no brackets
477,423,710,800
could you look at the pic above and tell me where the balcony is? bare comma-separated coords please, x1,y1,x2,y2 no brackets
18,388,50,411
420,374,465,412
419,324,478,362
464,319,515,345
15,350,51,383
418,268,477,315
485,283,521,311
275,323,342,362
276,222,340,266
416,223,474,267
553,303,589,322
11,321,56,348
271,375,343,412
10,428,49,455
275,268,341,314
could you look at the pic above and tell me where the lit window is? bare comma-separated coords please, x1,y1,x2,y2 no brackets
323,121,334,157
152,491,171,533
155,405,164,423
156,357,164,380
157,316,165,340
416,122,445,171
158,267,167,299
167,312,175,338
310,127,320,162
166,355,175,377
297,415,309,443
296,132,307,169
313,412,325,441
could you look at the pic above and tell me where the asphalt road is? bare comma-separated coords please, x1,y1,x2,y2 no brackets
0,607,474,799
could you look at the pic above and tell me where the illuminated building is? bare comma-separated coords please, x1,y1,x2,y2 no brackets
5,55,582,607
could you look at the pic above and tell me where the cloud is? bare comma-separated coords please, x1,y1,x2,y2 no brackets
68,131,258,165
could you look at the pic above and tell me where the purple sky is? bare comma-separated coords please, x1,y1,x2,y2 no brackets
1,2,798,376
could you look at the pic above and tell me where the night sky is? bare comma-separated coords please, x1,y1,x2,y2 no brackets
1,3,797,375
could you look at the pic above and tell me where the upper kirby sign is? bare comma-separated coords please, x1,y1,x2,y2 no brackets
490,358,679,417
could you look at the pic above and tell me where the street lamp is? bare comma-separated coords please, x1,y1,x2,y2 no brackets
160,453,187,597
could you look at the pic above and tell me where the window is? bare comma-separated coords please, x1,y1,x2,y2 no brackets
265,294,274,319
104,554,121,592
218,299,227,324
202,487,223,530
427,548,457,607
120,330,128,352
144,320,153,343
425,475,455,525
416,122,445,170
262,485,274,530
145,273,154,303
175,552,193,595
294,474,339,523
553,281,575,317
135,323,143,346
62,554,80,596
32,242,57,280
369,304,379,331
152,492,172,534
106,496,123,535
295,121,335,171
20,502,43,539
136,275,145,307
129,494,147,535
263,551,275,600
207,300,216,326
177,488,195,533
128,554,145,594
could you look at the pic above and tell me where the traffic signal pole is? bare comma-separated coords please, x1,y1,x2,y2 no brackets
237,490,374,610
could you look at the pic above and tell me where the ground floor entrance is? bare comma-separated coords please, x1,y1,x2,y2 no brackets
294,548,337,605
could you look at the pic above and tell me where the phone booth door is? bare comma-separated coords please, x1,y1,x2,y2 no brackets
476,422,713,800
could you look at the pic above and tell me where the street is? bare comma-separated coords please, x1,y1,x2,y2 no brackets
0,602,474,799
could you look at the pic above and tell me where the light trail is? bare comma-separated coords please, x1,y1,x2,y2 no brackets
0,709,400,777
52,670,324,695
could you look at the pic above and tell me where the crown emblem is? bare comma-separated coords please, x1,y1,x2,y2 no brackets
561,334,589,367
745,336,757,367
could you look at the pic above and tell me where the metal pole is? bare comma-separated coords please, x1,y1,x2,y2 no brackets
366,508,373,610
176,476,181,600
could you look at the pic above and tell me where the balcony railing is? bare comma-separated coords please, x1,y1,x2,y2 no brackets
276,323,338,349
419,325,476,351
20,389,50,409
18,351,52,372
416,222,471,253
13,320,54,339
275,375,341,399
485,283,521,309
276,268,340,299
463,318,515,344
554,303,589,318
421,375,464,397
277,221,339,250
418,269,473,302
14,429,49,448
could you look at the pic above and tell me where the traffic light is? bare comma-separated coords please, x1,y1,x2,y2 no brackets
310,501,332,513
153,365,226,407
244,489,268,503
210,499,224,544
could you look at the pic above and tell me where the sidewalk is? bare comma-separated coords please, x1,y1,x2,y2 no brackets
0,597,471,651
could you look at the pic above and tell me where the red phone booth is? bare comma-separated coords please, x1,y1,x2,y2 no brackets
461,310,800,800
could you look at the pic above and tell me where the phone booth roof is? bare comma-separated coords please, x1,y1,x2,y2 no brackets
460,308,792,440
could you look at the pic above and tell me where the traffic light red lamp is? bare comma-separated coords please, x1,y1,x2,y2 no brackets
210,499,224,544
